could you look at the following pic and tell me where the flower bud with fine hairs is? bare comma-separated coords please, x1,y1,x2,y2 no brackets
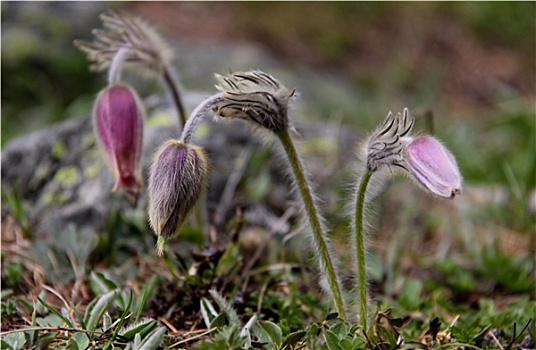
213,70,295,133
406,135,462,198
93,83,144,199
74,10,173,74
148,140,208,255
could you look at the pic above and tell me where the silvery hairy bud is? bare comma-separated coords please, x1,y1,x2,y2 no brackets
147,140,209,255
213,70,295,133
406,135,462,198
93,83,144,199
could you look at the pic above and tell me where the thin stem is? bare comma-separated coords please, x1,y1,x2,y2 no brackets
277,129,346,319
108,47,129,85
162,65,187,127
181,94,224,144
354,168,373,330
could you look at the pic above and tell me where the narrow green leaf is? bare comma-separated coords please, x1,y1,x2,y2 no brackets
135,326,166,350
89,271,119,295
200,298,217,328
134,276,158,323
104,289,133,350
37,297,73,328
209,290,240,325
84,290,117,333
121,319,158,340
70,302,86,329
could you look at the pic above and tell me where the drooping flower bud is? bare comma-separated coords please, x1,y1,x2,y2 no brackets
406,135,462,198
147,140,208,255
93,83,144,199
213,70,295,133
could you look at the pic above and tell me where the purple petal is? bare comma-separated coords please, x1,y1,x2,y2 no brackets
93,84,144,196
407,136,462,198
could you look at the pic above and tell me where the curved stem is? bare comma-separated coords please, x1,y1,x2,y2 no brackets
108,48,130,85
354,168,373,330
162,65,187,127
181,94,224,144
277,129,346,319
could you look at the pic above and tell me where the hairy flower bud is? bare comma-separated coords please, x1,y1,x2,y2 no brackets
213,70,295,133
148,140,208,254
93,83,144,199
406,135,462,198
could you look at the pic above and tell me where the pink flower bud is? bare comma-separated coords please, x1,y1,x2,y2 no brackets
406,136,462,198
147,140,208,252
93,84,144,199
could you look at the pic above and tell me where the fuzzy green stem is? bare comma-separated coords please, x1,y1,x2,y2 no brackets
354,168,373,330
162,65,187,127
277,129,346,319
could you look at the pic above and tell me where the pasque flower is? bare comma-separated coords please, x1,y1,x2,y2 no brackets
93,83,144,199
208,70,347,319
147,140,208,255
353,108,462,328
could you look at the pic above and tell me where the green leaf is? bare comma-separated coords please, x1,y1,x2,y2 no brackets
200,298,218,328
339,338,353,350
210,313,227,328
281,330,306,349
258,320,283,346
89,271,119,295
209,290,240,325
120,319,158,340
133,276,158,323
326,312,339,321
2,333,26,350
1,339,14,350
84,290,117,334
31,332,59,350
306,323,320,338
324,330,342,350
73,332,90,350
133,326,166,350
37,297,73,328
104,289,133,349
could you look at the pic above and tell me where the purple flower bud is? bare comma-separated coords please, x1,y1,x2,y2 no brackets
147,140,208,252
93,84,144,199
406,136,462,198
